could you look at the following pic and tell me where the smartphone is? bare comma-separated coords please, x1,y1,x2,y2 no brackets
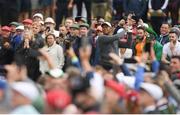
45,27,50,32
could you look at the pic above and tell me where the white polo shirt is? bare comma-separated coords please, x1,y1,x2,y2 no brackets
163,41,180,57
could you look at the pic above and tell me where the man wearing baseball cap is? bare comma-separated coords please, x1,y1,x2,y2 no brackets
0,26,11,49
10,25,24,51
33,13,44,22
22,19,33,30
10,82,40,114
138,82,163,114
97,21,126,70
43,17,59,38
9,22,20,39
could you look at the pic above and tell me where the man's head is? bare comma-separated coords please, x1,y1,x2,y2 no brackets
69,24,79,37
65,17,74,30
46,34,56,47
160,22,170,36
137,26,146,40
45,17,56,31
59,25,68,37
33,13,44,22
22,19,33,30
79,23,89,37
169,29,179,43
11,82,39,108
32,21,41,35
1,26,11,38
101,22,112,35
4,54,27,82
170,56,180,73
16,25,24,35
9,22,19,33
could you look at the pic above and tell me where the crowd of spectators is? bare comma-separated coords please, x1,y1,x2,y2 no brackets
0,0,180,114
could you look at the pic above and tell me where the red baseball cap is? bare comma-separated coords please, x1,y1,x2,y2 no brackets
105,80,126,98
46,89,72,110
1,26,11,32
23,19,33,25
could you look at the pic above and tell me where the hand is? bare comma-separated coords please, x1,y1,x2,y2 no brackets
38,48,51,60
151,40,156,46
149,9,154,13
157,9,163,14
3,42,10,49
79,45,92,61
109,52,124,65
24,39,30,49
66,47,76,58
159,70,172,84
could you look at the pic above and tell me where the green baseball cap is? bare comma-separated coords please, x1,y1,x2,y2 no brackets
70,24,79,29
79,23,89,29
9,22,20,27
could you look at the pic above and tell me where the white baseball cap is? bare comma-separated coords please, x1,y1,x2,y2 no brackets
45,17,55,24
16,25,24,31
33,13,44,20
140,83,163,101
102,22,112,27
11,82,39,101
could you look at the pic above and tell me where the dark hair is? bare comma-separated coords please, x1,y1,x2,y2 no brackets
171,55,180,61
161,22,171,28
169,29,179,37
137,26,145,31
45,33,56,43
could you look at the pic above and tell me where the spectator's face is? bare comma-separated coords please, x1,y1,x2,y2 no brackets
127,15,133,26
65,19,73,29
1,30,10,38
10,25,17,33
46,35,55,46
169,33,177,42
70,28,79,36
33,17,42,22
170,58,180,73
32,22,41,34
102,25,111,35
59,26,68,36
45,23,55,31
96,25,103,36
79,27,88,37
137,29,145,39
23,23,32,30
160,24,169,35
16,30,24,35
